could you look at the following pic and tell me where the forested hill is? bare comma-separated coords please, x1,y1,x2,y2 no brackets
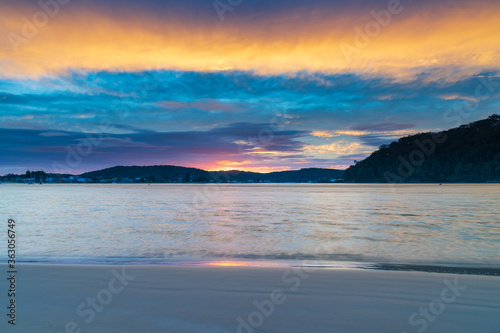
342,114,500,183
218,168,344,183
80,165,208,182
79,166,343,183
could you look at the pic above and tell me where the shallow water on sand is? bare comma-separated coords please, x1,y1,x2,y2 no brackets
1,183,499,269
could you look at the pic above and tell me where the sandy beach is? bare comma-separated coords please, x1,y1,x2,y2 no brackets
1,264,499,333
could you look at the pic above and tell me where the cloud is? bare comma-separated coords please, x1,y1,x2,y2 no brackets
39,131,70,137
311,131,336,138
352,122,416,132
1,66,499,173
160,99,248,114
0,0,499,80
355,134,396,147
304,141,369,156
0,123,309,174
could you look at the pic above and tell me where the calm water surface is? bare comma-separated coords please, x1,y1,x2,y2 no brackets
0,183,499,268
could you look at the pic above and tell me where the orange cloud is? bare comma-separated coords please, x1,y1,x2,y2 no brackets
0,1,499,80
311,131,336,138
304,141,370,156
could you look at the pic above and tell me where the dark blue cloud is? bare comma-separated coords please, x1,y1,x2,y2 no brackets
4,70,498,132
83,0,498,22
0,123,309,174
356,135,398,147
352,122,415,132
2,69,500,173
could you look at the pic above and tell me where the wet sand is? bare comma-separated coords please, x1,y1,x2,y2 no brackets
1,264,499,333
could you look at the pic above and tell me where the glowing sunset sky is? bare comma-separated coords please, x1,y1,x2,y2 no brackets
1,0,499,174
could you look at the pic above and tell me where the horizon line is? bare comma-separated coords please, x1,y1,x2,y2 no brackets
0,164,347,177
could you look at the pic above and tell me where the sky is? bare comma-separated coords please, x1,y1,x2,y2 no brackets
0,0,499,174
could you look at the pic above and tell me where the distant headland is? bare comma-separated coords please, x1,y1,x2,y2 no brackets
0,166,344,184
2,115,499,184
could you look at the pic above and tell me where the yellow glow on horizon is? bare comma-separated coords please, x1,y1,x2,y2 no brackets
204,261,264,267
206,165,294,173
1,2,499,80
208,160,251,172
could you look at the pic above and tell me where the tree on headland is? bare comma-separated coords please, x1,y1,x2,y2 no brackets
343,114,500,183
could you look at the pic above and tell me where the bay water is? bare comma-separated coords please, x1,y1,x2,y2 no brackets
1,183,499,270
